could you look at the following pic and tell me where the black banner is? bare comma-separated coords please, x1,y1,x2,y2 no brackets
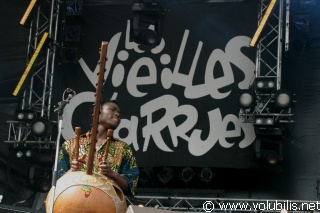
57,1,259,168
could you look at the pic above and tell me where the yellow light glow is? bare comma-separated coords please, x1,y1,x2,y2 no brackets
250,0,277,47
13,32,49,96
20,0,37,26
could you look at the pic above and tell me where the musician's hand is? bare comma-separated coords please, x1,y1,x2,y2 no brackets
98,160,115,178
71,154,87,171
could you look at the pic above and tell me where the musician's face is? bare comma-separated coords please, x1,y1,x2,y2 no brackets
99,102,121,130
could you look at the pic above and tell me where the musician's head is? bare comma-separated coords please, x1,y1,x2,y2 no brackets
99,100,121,130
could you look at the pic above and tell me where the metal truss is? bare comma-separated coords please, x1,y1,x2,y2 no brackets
127,196,320,213
255,0,284,81
23,0,60,119
5,0,60,144
5,120,55,145
239,0,294,124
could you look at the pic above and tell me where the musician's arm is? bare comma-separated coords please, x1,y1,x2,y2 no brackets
110,172,131,195
117,148,140,196
56,146,71,179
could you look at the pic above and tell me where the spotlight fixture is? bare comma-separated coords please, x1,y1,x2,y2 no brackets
180,167,195,183
31,119,49,136
130,1,165,47
158,167,174,184
15,149,33,158
36,177,51,192
275,90,292,108
26,150,32,157
16,151,24,158
254,137,283,166
66,0,83,16
29,165,52,192
255,77,277,93
61,47,79,64
264,150,280,166
199,168,214,184
139,167,154,185
254,115,275,126
238,89,255,109
64,25,81,42
293,15,310,34
15,110,35,121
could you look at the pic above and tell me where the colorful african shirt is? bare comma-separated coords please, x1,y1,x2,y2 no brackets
57,132,139,195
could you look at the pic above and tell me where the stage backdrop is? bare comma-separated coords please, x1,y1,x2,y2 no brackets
55,1,260,168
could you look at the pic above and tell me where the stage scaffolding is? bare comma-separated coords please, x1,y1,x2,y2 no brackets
5,0,312,212
5,0,60,144
239,0,294,125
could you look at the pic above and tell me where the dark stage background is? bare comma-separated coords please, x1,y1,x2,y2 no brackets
0,0,320,207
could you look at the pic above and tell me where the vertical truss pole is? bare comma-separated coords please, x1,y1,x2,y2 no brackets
6,0,60,144
48,3,60,120
277,0,284,89
23,0,59,119
285,0,290,52
255,0,284,89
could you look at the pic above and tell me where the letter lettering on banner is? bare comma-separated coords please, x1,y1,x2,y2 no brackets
225,36,256,89
79,32,121,87
60,19,257,161
141,95,197,152
127,57,157,97
114,116,140,151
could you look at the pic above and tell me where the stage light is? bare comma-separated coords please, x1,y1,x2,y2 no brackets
293,15,309,34
134,29,159,47
255,77,277,93
250,0,277,47
31,119,49,136
275,90,292,108
254,115,274,126
36,178,51,192
180,167,195,183
26,150,32,157
15,110,35,121
130,1,165,47
139,167,154,184
66,0,83,16
264,151,279,166
29,165,52,192
200,168,214,184
16,150,32,158
13,32,49,96
254,136,283,166
16,151,23,158
238,89,255,109
20,0,38,26
65,25,81,42
158,167,174,184
61,47,79,64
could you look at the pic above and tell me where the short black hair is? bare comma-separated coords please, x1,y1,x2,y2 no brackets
102,100,120,108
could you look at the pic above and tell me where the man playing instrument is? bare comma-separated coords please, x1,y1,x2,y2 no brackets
56,100,139,196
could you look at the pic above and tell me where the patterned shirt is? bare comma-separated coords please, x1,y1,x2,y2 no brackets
57,132,139,195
